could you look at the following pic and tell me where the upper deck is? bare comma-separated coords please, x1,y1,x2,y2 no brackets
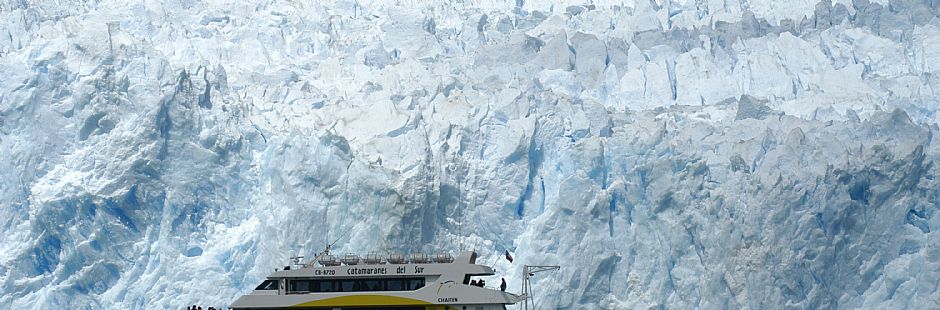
270,251,493,281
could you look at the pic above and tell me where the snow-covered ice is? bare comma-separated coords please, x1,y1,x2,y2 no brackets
1,0,940,308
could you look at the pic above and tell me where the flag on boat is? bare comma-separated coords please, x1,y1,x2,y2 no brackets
505,250,513,263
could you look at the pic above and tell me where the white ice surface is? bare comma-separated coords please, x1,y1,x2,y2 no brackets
1,0,940,309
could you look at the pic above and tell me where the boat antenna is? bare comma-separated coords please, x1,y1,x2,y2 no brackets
289,244,305,269
458,185,463,252
522,265,560,310
308,227,352,266
290,254,305,268
327,230,346,253
326,227,351,254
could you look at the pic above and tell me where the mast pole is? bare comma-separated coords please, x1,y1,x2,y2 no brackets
522,265,560,310
458,186,462,252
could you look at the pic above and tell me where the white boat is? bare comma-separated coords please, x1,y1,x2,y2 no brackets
230,250,523,310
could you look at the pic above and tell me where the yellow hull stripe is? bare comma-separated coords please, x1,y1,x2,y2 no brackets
290,295,432,307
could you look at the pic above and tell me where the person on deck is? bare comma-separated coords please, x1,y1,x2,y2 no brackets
470,279,478,286
500,278,507,292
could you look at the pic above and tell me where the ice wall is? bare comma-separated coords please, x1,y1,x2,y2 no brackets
1,0,939,308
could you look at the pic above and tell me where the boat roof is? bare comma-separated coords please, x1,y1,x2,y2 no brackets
267,251,494,279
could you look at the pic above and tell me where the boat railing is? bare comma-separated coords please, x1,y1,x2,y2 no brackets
306,251,457,267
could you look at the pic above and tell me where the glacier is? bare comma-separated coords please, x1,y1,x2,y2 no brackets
1,0,940,308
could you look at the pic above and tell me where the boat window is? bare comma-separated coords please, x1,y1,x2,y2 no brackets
406,278,425,290
315,280,335,293
289,280,310,293
386,279,403,291
362,279,383,291
287,277,425,293
254,280,278,290
340,280,356,292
